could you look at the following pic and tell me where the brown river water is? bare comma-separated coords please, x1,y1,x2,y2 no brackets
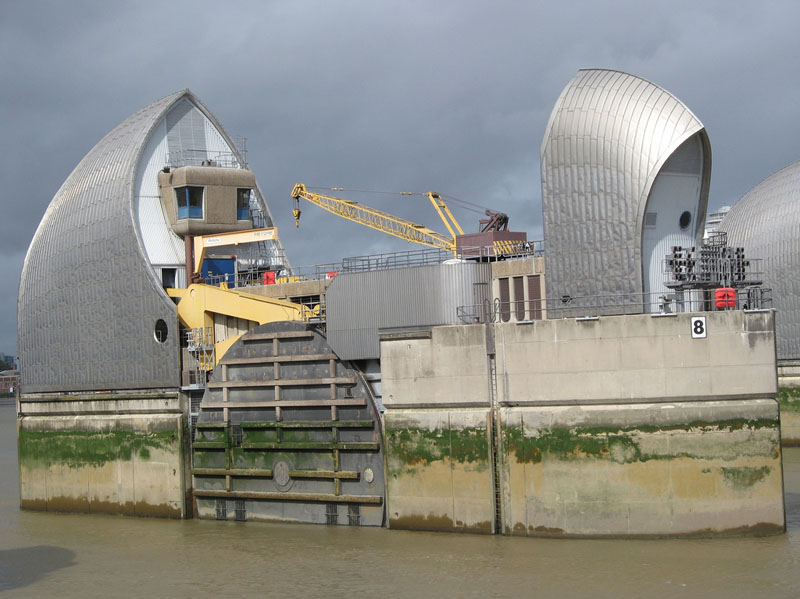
1,400,799,598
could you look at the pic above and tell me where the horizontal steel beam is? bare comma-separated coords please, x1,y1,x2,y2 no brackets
207,376,356,389
241,441,379,451
194,489,383,505
220,353,338,365
200,399,366,409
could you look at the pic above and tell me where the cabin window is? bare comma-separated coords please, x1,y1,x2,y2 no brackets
176,186,204,219
499,277,511,322
527,274,542,320
513,276,525,321
161,268,176,288
237,188,251,220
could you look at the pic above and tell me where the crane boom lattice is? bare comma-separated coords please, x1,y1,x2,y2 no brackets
291,184,455,251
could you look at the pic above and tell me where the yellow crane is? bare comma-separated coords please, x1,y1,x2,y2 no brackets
291,183,463,254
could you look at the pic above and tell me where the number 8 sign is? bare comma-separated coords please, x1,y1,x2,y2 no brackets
691,316,707,339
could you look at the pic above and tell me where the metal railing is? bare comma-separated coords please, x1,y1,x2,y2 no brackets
456,287,772,325
341,248,452,272
201,242,545,289
165,148,247,169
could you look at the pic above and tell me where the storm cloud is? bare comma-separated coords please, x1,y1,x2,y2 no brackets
2,0,799,353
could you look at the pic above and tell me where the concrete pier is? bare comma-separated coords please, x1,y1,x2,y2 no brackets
17,391,191,517
381,310,785,537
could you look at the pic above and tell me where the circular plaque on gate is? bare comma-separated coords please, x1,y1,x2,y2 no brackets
273,461,292,491
363,467,374,484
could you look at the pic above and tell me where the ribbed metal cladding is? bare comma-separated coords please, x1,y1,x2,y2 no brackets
18,90,286,392
326,262,491,360
718,160,800,359
540,69,711,311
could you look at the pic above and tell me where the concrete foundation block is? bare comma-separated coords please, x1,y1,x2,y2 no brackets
384,409,494,533
18,413,186,518
498,400,784,537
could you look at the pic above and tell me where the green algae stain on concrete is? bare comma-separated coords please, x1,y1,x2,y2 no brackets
18,428,178,469
778,387,800,413
503,426,638,464
385,426,489,467
504,418,778,465
450,427,490,465
721,466,771,489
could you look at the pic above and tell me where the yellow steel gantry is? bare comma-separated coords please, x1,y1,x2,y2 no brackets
167,284,307,366
191,227,278,275
290,183,462,254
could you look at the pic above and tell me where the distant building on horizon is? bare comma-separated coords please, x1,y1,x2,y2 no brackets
704,205,731,239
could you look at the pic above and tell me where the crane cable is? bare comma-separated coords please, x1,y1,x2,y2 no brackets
304,186,491,215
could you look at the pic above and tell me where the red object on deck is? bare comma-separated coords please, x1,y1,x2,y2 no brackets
263,271,276,285
714,287,736,308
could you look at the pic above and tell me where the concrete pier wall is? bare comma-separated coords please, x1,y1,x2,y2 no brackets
18,391,190,518
381,325,495,532
380,311,785,537
500,400,782,537
384,408,494,533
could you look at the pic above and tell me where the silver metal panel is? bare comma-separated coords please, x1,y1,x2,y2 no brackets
18,89,290,392
540,70,711,313
718,160,800,358
326,262,491,360
18,91,189,392
167,98,208,155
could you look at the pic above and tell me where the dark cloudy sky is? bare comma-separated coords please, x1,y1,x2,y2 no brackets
2,0,799,355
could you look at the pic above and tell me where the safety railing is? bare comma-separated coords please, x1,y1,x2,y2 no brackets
165,140,248,169
456,287,772,325
201,242,545,289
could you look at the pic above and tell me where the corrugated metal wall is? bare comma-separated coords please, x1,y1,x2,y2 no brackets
326,262,490,360
19,92,186,392
19,90,286,393
719,160,800,359
540,69,711,312
167,97,207,154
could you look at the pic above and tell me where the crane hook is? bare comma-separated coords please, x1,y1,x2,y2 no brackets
292,198,301,227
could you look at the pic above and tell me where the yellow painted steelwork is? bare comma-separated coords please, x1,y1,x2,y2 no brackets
291,183,458,254
167,284,306,365
425,191,464,239
192,228,278,274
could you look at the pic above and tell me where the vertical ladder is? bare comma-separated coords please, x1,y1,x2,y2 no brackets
486,350,503,534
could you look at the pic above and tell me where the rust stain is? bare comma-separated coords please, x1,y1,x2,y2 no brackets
510,523,567,536
390,512,454,531
20,497,48,511
531,525,566,536
390,513,492,534
508,522,784,539
21,495,181,518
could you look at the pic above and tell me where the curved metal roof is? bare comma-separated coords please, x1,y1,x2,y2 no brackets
718,160,800,359
540,69,711,305
18,90,281,392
